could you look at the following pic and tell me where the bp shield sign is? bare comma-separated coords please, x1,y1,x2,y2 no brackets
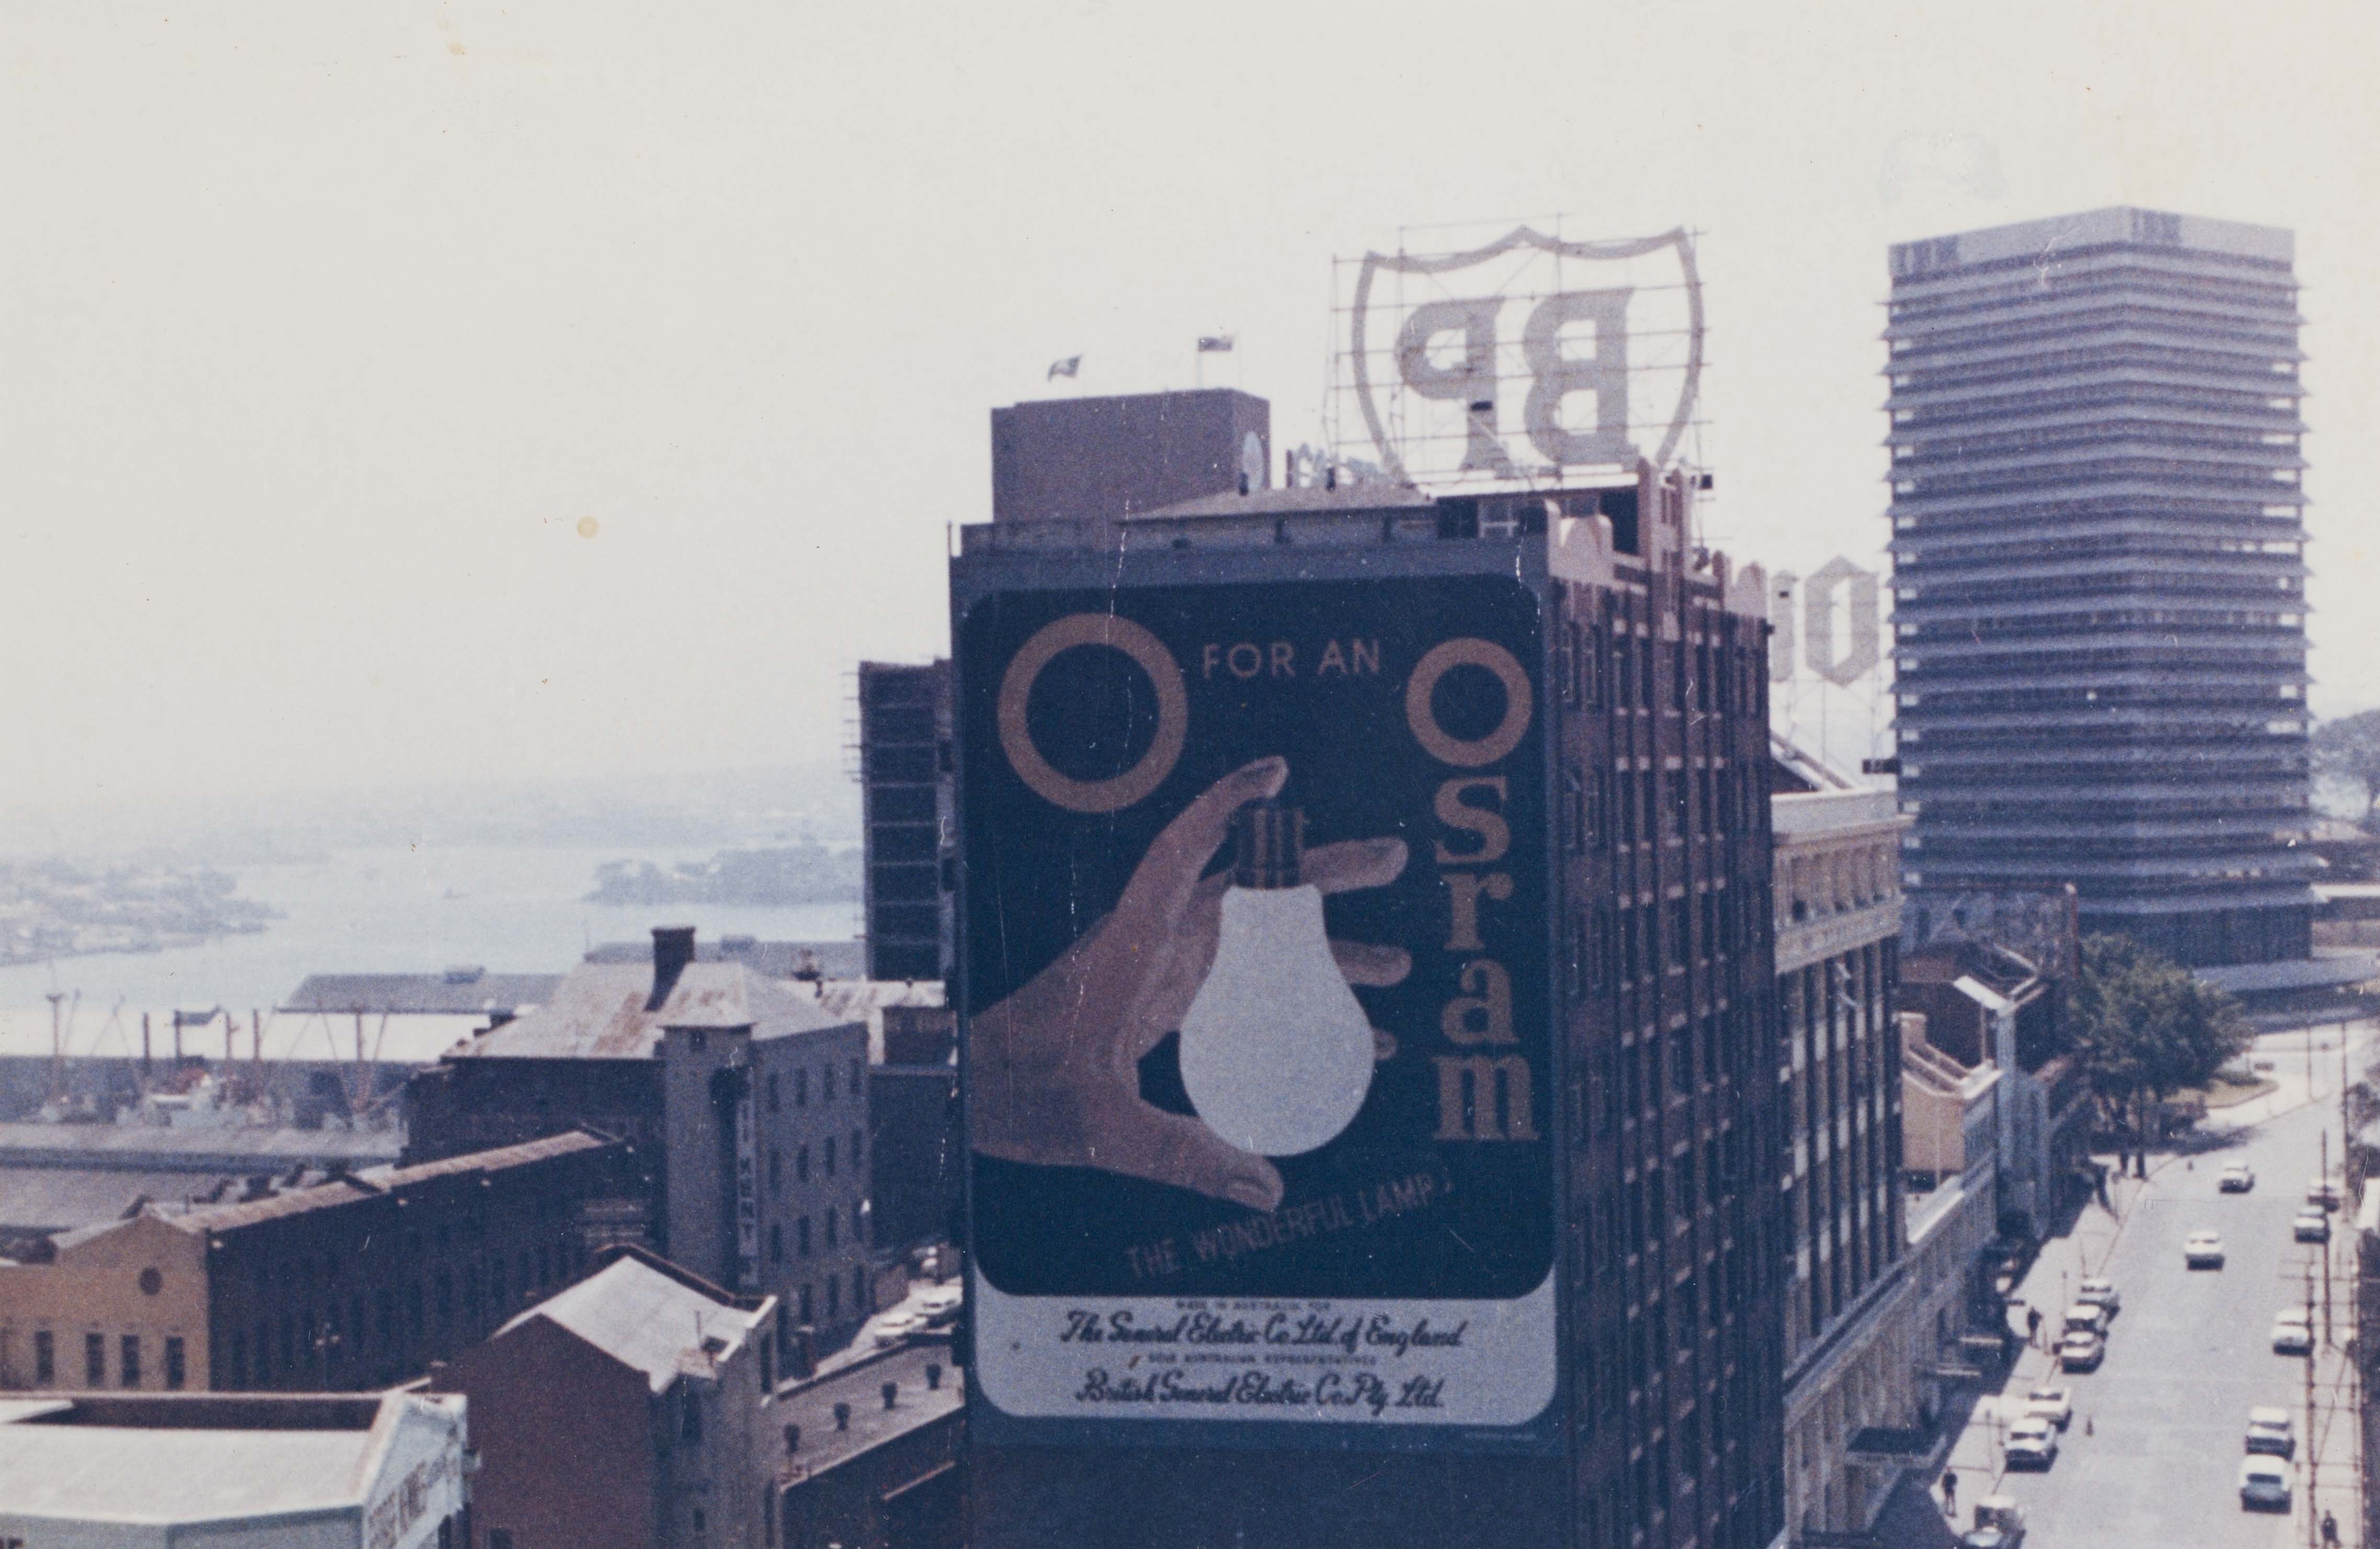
959,572,1557,1446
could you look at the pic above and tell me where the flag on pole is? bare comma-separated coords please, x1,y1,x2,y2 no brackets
1047,355,1082,380
1196,335,1236,353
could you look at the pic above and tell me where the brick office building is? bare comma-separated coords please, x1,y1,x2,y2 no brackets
0,1129,628,1393
955,463,1787,1549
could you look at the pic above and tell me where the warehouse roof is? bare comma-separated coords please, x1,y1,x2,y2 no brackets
499,1249,765,1395
457,961,854,1061
281,971,563,1016
155,1128,612,1234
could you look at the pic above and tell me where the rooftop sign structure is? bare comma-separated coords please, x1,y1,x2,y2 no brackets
1332,223,1703,490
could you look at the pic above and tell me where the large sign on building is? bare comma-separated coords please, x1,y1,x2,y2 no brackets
1334,225,1702,490
958,572,1557,1448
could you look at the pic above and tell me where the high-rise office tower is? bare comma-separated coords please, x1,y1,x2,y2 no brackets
857,659,955,981
1886,207,2316,967
954,469,1786,1549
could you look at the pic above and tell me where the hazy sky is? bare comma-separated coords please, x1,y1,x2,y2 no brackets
6,0,2377,814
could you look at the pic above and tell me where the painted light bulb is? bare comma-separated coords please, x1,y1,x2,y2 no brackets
1178,801,1377,1157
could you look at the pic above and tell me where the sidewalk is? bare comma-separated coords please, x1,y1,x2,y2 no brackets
1932,1162,2157,1513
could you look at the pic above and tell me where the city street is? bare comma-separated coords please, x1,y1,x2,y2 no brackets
1933,1025,2368,1547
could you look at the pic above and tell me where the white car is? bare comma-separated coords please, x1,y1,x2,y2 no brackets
2219,1162,2256,1192
2246,1406,2296,1459
917,1288,963,1326
2057,1330,2104,1371
2021,1385,2074,1429
2076,1278,2120,1315
2241,1455,2292,1510
2271,1310,2313,1356
871,1313,926,1348
2004,1415,2058,1470
2294,1210,2331,1243
2308,1176,2342,1210
2186,1229,2226,1268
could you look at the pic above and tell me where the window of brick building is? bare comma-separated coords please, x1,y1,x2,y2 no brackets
33,1330,53,1385
165,1336,185,1390
117,1335,141,1387
85,1332,104,1386
824,1137,836,1177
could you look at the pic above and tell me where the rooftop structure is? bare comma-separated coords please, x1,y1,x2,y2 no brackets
1886,206,2317,967
989,387,1270,525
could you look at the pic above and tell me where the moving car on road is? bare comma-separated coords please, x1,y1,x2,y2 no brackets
2246,1407,2296,1459
872,1312,925,1347
2060,1304,2109,1340
2219,1162,2256,1192
2186,1229,2226,1268
2004,1416,2058,1470
2241,1456,2292,1510
2075,1277,2120,1314
1961,1495,2027,1548
2309,1175,2342,1210
2057,1330,2104,1371
2295,1210,2332,1243
2021,1386,2073,1429
2271,1310,2313,1356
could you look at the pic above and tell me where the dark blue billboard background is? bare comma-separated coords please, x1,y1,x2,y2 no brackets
960,575,1552,1299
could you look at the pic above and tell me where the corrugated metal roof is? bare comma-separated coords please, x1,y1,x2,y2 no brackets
281,973,564,1016
159,1129,611,1235
455,962,855,1061
501,1254,761,1395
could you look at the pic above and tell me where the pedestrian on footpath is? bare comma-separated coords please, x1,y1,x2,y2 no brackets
1942,1470,1958,1519
2321,1507,2339,1545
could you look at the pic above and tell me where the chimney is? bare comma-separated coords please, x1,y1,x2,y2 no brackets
925,1363,942,1391
648,926,697,1011
832,1402,850,1431
783,1423,801,1454
881,1381,898,1410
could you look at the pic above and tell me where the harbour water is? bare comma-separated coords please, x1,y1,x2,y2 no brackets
0,844,859,1022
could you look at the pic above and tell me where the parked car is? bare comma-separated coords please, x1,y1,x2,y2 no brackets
2186,1229,2226,1268
2219,1162,2256,1192
2005,1416,2058,1470
2246,1407,2296,1458
2271,1310,2313,1356
2021,1385,2074,1430
2075,1277,2121,1314
2240,1455,2292,1510
2295,1210,2331,1243
917,1287,963,1326
872,1313,926,1347
2061,1304,2109,1340
1961,1495,2027,1548
2057,1330,2104,1371
2308,1176,2342,1210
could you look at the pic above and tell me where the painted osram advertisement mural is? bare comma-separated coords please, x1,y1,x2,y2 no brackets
959,572,1557,1444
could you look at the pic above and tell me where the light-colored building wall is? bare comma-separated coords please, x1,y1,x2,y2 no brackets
0,1211,209,1392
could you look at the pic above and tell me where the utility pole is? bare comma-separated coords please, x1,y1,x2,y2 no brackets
2308,1259,2320,1549
2324,1131,2336,1350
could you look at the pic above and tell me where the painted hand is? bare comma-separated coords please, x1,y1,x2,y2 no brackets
969,755,1410,1210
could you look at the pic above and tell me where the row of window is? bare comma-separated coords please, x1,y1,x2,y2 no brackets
1553,606,1754,725
24,1329,186,1390
765,1200,865,1266
765,1130,865,1192
1564,760,1759,857
793,1266,872,1327
225,1237,583,1387
763,1057,867,1115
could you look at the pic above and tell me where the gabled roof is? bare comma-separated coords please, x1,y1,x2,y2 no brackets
498,1252,762,1395
455,961,854,1061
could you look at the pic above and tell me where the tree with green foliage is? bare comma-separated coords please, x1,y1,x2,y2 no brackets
2068,933,2252,1173
2313,708,2380,823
